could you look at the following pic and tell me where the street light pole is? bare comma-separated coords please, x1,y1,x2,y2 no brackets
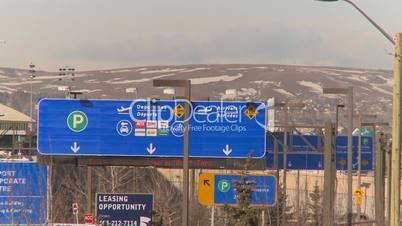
391,33,402,226
153,79,191,226
317,1,401,224
323,87,353,225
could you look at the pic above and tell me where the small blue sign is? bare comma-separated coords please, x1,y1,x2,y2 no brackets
38,99,266,158
214,175,276,205
266,134,373,170
96,193,153,225
0,162,48,225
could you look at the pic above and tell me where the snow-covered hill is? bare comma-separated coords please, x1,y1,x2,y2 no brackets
0,64,392,131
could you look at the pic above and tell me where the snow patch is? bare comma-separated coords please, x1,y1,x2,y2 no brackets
107,74,175,84
326,68,365,74
190,73,243,85
297,80,322,93
104,69,132,74
273,88,294,97
371,85,392,96
140,68,185,74
0,81,42,86
180,68,209,73
251,80,281,87
227,68,247,71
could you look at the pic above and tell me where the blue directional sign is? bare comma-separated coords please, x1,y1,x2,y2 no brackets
0,162,47,225
214,174,276,205
38,99,266,158
266,134,373,170
96,193,152,226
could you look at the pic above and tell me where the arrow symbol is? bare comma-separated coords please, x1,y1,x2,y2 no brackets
147,143,156,154
203,180,210,186
70,142,80,153
222,144,232,156
288,161,292,167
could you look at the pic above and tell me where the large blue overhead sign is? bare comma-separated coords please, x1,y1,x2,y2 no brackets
96,193,153,226
266,134,373,170
0,162,47,225
38,99,266,158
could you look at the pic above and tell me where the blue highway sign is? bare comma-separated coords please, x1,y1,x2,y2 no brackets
266,134,373,170
96,193,153,226
214,174,276,205
0,162,47,225
38,99,266,158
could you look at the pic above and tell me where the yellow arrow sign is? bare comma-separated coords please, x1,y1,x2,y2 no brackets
198,173,214,206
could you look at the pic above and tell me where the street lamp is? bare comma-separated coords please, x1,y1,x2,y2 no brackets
317,0,395,44
28,63,35,123
323,87,353,225
153,79,191,226
59,66,76,98
317,1,402,225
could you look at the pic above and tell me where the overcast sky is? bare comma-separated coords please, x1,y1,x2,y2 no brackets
0,0,400,71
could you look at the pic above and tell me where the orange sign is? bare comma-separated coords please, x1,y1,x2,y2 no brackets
198,173,214,206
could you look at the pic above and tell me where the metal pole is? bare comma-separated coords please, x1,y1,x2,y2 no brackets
182,80,191,226
386,135,392,226
211,206,215,226
347,86,353,226
357,115,362,218
323,121,335,226
87,166,92,214
262,210,265,226
391,33,402,226
343,0,395,45
282,107,288,226
274,137,280,226
296,170,300,224
375,131,384,224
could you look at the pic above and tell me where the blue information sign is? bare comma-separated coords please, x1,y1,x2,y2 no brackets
0,162,47,225
38,99,266,158
214,175,276,205
266,134,373,170
96,193,153,225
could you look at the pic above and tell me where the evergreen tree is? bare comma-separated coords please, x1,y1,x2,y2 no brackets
266,183,293,225
223,156,259,226
308,181,323,226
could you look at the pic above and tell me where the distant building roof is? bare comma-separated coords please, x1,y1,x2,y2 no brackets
0,103,33,123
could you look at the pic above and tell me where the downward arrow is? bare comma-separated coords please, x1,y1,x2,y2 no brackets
147,143,156,154
223,144,232,156
203,180,210,186
70,142,80,153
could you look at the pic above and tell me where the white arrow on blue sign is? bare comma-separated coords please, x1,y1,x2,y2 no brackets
37,99,266,158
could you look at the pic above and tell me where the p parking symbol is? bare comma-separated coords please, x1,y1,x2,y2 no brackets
67,111,88,132
218,179,231,193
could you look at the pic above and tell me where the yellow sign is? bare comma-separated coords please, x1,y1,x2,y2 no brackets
198,173,214,206
244,106,258,120
174,104,185,118
354,189,364,206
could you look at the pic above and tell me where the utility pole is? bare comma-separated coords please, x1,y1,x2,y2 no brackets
374,131,385,224
391,33,402,226
323,121,335,226
323,87,353,225
153,79,191,226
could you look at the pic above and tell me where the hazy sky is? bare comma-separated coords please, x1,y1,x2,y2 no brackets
0,0,400,71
